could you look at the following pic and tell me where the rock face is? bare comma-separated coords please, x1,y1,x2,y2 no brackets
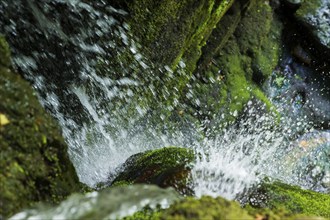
181,0,282,132
0,37,81,218
111,147,195,195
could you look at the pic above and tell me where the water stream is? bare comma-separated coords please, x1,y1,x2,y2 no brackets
1,0,329,201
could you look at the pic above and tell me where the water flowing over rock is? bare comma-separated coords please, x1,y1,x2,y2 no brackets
1,0,330,218
9,185,182,220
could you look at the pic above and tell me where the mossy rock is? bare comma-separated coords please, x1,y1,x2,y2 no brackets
183,0,281,130
126,194,326,220
111,147,195,195
160,196,253,220
0,37,82,218
240,180,330,218
0,36,10,68
125,195,253,220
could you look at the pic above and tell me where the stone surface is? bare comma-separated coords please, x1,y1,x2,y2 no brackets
111,147,195,195
0,36,82,218
295,0,330,49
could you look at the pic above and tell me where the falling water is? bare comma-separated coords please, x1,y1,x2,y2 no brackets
1,0,329,199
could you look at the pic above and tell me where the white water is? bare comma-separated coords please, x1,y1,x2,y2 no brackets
1,0,329,199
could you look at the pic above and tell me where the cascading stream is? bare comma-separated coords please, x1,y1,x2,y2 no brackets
1,0,329,199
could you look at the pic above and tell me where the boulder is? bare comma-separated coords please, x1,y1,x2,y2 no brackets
239,180,330,218
0,36,82,218
111,147,195,195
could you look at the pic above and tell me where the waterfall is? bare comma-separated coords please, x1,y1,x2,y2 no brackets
1,0,329,198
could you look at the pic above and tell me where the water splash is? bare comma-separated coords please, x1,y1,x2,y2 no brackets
9,185,181,220
1,0,329,198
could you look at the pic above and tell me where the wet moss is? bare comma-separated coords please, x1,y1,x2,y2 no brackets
111,147,195,195
183,0,281,129
295,1,322,18
0,36,10,68
245,206,327,220
243,181,330,218
161,196,253,220
125,196,253,220
0,37,81,218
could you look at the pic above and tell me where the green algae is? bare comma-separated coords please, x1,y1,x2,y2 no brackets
0,36,82,218
112,147,195,195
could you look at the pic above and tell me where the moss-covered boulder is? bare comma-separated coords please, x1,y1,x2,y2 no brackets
111,147,195,195
240,181,330,218
0,36,81,218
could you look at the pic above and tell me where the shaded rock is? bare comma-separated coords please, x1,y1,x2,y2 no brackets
295,0,330,50
0,37,82,218
111,147,195,195
266,54,330,129
10,184,182,220
239,180,330,218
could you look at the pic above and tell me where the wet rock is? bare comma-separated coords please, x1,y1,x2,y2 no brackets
127,188,326,220
111,147,195,195
10,184,182,220
184,0,282,132
289,131,330,193
283,0,302,5
267,55,330,129
0,37,82,218
295,0,330,50
239,180,330,218
158,196,253,220
292,44,312,65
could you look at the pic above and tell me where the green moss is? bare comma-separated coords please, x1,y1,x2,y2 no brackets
119,0,234,112
0,37,82,218
112,147,195,195
181,0,281,129
244,181,330,218
125,196,254,220
295,0,322,18
161,196,253,220
245,206,327,220
0,36,11,67
123,207,162,220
